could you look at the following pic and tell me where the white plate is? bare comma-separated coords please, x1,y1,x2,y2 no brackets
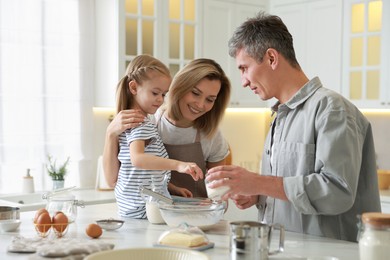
85,247,210,260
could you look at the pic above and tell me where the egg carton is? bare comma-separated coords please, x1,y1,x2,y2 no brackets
34,223,69,238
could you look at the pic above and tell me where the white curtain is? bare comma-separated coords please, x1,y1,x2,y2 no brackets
0,0,95,193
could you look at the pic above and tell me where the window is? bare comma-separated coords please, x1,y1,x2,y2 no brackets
0,0,95,193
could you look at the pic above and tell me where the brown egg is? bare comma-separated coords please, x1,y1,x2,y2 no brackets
86,223,103,238
52,211,68,232
36,212,52,233
34,208,49,224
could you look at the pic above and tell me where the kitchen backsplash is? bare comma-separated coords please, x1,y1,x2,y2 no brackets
93,108,390,176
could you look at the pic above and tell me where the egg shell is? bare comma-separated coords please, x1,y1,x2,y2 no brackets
34,208,49,224
36,212,52,233
52,211,68,232
86,223,103,238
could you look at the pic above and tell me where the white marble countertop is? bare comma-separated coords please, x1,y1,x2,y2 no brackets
0,203,360,259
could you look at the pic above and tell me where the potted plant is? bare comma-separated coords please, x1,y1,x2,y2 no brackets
46,155,70,190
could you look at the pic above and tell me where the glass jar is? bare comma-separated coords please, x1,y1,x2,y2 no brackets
359,212,390,260
45,194,84,223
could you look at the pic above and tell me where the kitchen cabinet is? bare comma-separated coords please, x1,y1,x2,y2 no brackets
202,0,268,107
341,0,390,108
270,0,343,94
380,190,390,213
94,0,201,107
381,201,390,213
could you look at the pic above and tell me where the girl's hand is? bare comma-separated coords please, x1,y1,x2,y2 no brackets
177,163,203,181
168,184,193,198
107,109,145,136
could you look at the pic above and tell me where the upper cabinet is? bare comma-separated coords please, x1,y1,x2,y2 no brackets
95,0,268,108
95,0,389,109
94,0,200,107
342,0,390,108
270,0,343,94
202,0,268,107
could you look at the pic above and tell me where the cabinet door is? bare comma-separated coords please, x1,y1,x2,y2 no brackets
306,0,342,93
203,0,267,107
271,0,342,94
381,201,390,214
94,0,201,108
342,0,389,108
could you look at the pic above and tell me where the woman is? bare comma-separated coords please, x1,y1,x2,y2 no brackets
112,54,202,218
103,58,231,198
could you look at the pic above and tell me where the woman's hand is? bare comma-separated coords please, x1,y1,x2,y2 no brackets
107,109,145,137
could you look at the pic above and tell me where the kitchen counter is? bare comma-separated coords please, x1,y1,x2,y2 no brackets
0,203,360,259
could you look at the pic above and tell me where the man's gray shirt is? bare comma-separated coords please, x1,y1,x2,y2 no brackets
259,77,381,242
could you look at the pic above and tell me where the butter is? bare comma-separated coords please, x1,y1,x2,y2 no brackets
159,232,205,247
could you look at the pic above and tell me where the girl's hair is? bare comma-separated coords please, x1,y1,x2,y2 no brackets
166,58,231,138
116,54,171,113
228,11,300,69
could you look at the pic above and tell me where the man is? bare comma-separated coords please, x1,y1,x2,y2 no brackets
206,11,381,242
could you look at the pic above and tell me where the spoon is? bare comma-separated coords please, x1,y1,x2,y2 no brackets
139,186,174,205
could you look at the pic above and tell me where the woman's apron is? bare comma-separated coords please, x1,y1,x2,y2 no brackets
157,113,207,198
163,131,207,198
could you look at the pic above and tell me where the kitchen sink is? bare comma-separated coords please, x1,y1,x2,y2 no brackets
0,193,46,211
0,188,116,212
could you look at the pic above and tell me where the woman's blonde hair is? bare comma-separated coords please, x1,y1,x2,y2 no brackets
166,59,231,138
116,54,171,113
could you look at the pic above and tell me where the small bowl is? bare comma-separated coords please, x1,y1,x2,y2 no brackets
158,200,225,229
96,219,124,230
0,219,21,232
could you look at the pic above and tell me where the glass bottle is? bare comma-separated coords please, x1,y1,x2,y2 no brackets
359,212,390,260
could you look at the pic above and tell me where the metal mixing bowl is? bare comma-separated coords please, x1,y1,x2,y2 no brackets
0,206,20,220
158,200,225,229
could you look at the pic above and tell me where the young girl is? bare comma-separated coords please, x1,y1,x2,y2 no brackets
104,58,231,199
114,54,203,218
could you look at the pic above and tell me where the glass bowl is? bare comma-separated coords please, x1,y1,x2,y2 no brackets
158,200,225,229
